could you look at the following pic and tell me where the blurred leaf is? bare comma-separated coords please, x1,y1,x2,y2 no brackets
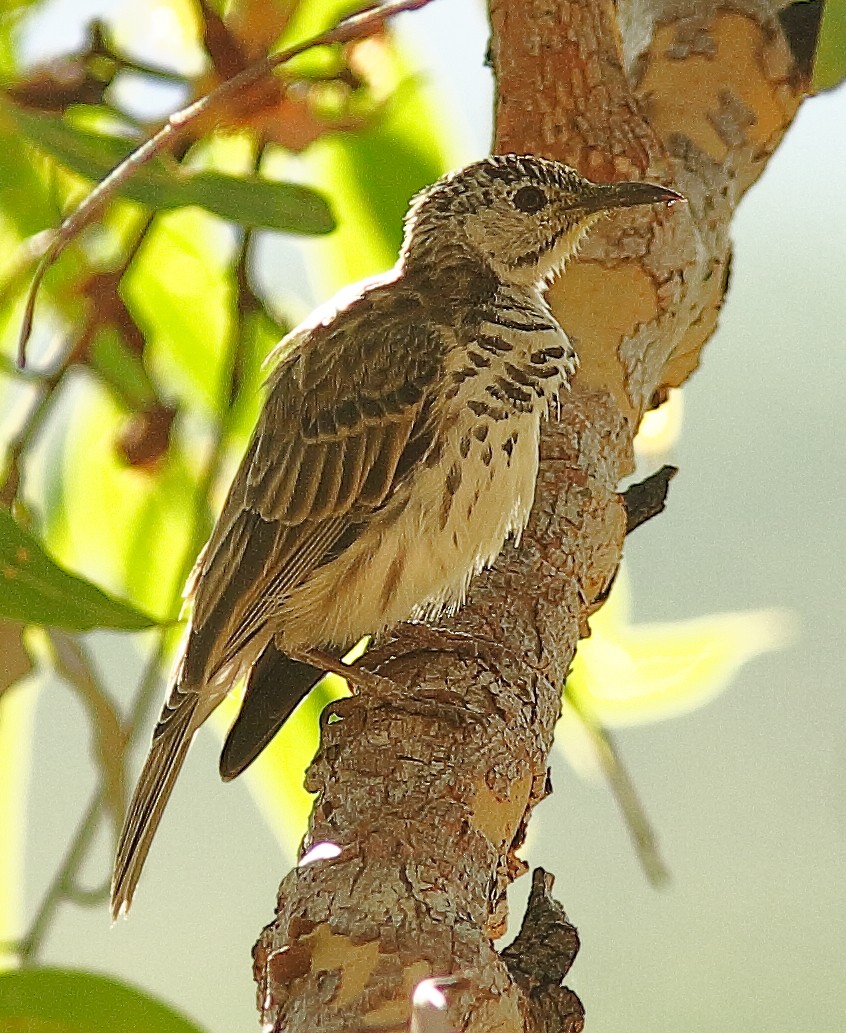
0,621,36,966
122,207,234,414
0,508,159,630
87,324,158,413
564,568,794,728
7,106,336,233
814,0,846,91
633,388,684,460
301,91,451,293
0,4,32,82
0,968,209,1033
209,675,349,856
0,127,56,241
38,383,201,620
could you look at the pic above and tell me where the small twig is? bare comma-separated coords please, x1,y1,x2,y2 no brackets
1,214,156,507
17,0,436,367
19,626,170,964
18,789,102,962
500,868,585,1033
91,24,190,86
622,464,677,535
46,630,127,833
576,707,670,886
500,868,580,988
0,363,65,507
226,141,267,409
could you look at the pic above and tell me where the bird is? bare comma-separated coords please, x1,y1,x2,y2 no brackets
111,153,682,917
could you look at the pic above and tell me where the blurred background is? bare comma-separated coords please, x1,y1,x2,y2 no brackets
1,0,845,1030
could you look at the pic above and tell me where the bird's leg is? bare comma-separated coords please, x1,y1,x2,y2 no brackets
286,646,402,696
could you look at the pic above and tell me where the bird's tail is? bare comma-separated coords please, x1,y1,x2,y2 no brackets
218,643,324,781
110,685,199,919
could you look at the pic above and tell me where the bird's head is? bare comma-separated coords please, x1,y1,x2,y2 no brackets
402,154,683,287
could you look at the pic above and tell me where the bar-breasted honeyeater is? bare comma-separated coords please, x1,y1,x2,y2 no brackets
111,154,681,916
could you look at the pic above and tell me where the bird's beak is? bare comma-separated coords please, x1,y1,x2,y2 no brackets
582,180,685,213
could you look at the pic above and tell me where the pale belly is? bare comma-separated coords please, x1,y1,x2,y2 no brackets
279,413,541,651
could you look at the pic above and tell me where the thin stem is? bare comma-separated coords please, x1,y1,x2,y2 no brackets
63,878,111,907
18,791,102,963
1,214,155,508
0,354,44,382
0,363,65,507
581,709,670,886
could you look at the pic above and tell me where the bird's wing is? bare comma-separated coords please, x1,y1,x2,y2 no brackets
185,289,443,683
111,297,443,915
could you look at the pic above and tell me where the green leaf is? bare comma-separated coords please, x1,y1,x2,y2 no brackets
36,386,202,621
0,123,57,240
6,105,336,234
0,508,159,630
814,0,846,91
122,207,234,415
0,968,208,1033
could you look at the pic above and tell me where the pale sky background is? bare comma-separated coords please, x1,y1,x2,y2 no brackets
12,1,846,1032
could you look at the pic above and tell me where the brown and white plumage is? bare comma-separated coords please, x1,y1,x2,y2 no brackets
111,155,681,917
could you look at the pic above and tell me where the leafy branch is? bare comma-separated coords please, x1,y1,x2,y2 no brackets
16,0,436,366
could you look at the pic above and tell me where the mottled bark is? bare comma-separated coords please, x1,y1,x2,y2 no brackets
255,4,822,1031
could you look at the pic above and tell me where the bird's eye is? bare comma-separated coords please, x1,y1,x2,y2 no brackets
512,185,547,213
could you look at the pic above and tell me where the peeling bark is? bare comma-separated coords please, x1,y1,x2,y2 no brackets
255,3,825,1030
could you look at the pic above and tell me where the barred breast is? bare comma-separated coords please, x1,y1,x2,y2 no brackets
279,287,575,652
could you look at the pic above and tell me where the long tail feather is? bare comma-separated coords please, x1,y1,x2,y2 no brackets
111,691,198,919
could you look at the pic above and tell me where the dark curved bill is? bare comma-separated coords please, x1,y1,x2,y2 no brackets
584,181,686,212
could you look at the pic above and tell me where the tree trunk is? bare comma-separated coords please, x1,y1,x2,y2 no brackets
254,3,822,1030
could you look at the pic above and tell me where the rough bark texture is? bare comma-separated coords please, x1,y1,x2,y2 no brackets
255,3,822,1031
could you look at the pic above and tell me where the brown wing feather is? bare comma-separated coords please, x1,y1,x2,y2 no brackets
188,287,443,681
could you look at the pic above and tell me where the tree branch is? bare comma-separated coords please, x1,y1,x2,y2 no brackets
254,2,818,1030
622,464,677,535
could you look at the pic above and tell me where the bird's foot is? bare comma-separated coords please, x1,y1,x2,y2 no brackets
401,622,510,664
